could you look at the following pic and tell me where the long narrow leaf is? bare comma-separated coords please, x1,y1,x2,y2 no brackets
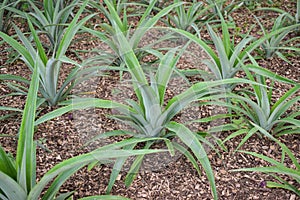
28,149,166,200
0,32,34,68
56,0,96,58
124,141,154,188
106,143,136,193
0,171,27,200
166,121,217,200
16,61,39,193
41,165,83,200
26,15,47,65
0,146,17,180
35,98,129,125
79,195,130,200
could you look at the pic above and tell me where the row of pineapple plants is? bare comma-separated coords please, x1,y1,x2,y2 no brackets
0,0,299,199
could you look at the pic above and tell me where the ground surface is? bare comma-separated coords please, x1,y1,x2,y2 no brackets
0,0,299,199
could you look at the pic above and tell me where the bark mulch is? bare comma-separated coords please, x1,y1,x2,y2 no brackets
0,1,299,199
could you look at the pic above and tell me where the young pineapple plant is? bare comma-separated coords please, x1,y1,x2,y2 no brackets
61,14,263,199
0,59,163,200
0,1,98,106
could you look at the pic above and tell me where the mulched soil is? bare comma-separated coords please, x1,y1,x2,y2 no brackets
0,0,299,199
